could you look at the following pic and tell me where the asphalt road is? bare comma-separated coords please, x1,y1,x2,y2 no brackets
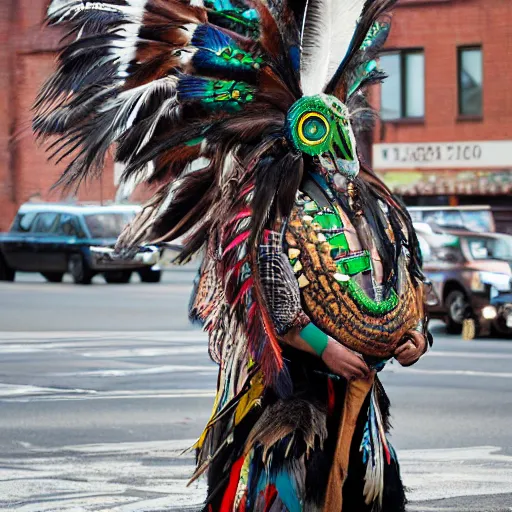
0,270,511,511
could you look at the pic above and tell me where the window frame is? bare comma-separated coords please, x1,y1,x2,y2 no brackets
380,48,425,123
457,45,483,119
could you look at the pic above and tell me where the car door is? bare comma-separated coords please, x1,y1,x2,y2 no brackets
55,214,82,271
31,212,61,272
1,212,38,270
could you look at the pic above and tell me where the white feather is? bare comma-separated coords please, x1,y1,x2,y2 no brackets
327,0,368,80
97,77,180,159
48,1,139,22
300,0,330,96
47,1,149,80
133,96,181,156
300,0,366,95
362,391,386,508
115,0,149,79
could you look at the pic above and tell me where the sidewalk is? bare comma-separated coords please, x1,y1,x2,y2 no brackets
409,493,512,511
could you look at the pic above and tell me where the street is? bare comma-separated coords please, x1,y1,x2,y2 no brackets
0,270,511,511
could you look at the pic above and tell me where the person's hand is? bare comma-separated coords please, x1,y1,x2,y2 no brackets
321,338,370,381
394,330,427,367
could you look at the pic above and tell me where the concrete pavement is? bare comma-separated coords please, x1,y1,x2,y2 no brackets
0,272,511,511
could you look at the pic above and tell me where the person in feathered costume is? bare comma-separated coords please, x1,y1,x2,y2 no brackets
34,0,433,509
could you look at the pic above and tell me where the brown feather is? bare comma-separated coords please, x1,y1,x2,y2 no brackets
144,0,207,26
245,399,328,461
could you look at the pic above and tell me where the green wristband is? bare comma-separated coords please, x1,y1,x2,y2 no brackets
300,323,329,357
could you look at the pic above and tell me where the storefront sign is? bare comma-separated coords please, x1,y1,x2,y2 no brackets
373,140,512,169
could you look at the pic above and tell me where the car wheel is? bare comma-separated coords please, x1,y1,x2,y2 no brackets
445,289,469,335
0,253,15,282
138,268,162,283
69,254,94,285
42,272,64,283
104,270,132,284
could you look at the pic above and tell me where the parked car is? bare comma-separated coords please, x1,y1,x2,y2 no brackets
416,226,512,337
0,203,162,284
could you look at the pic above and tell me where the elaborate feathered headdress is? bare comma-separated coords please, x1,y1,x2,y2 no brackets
34,0,398,390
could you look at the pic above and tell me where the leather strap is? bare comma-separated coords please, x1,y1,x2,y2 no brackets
323,375,375,511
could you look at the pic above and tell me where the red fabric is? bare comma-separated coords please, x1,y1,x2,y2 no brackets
383,442,391,465
327,377,335,416
220,455,246,512
264,484,278,512
238,494,247,512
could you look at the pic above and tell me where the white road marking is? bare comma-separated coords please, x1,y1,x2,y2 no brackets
1,389,216,403
80,346,206,358
394,367,512,379
426,350,512,360
0,343,207,354
0,331,207,341
53,365,217,378
1,440,511,511
0,384,94,398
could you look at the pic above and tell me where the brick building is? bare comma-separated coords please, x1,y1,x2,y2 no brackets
372,0,512,232
0,0,117,231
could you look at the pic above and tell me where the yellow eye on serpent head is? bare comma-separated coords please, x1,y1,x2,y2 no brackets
297,112,329,146
286,94,359,178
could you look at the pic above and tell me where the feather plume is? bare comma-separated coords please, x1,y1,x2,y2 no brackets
300,0,366,95
245,399,328,463
326,0,397,96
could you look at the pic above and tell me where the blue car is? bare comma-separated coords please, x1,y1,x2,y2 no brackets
0,203,162,284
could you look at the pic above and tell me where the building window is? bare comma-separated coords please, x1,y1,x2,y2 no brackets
458,46,482,117
380,50,425,121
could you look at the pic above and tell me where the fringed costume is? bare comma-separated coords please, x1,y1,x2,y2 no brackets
35,0,432,510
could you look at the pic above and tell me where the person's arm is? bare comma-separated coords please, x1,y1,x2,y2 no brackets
283,327,370,380
259,229,370,380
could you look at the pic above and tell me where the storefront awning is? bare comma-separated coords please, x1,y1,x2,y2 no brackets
377,169,512,196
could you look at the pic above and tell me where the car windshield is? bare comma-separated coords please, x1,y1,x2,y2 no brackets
466,235,512,261
461,211,494,233
84,212,135,238
420,209,493,233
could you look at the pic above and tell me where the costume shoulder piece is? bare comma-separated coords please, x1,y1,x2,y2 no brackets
35,0,423,396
